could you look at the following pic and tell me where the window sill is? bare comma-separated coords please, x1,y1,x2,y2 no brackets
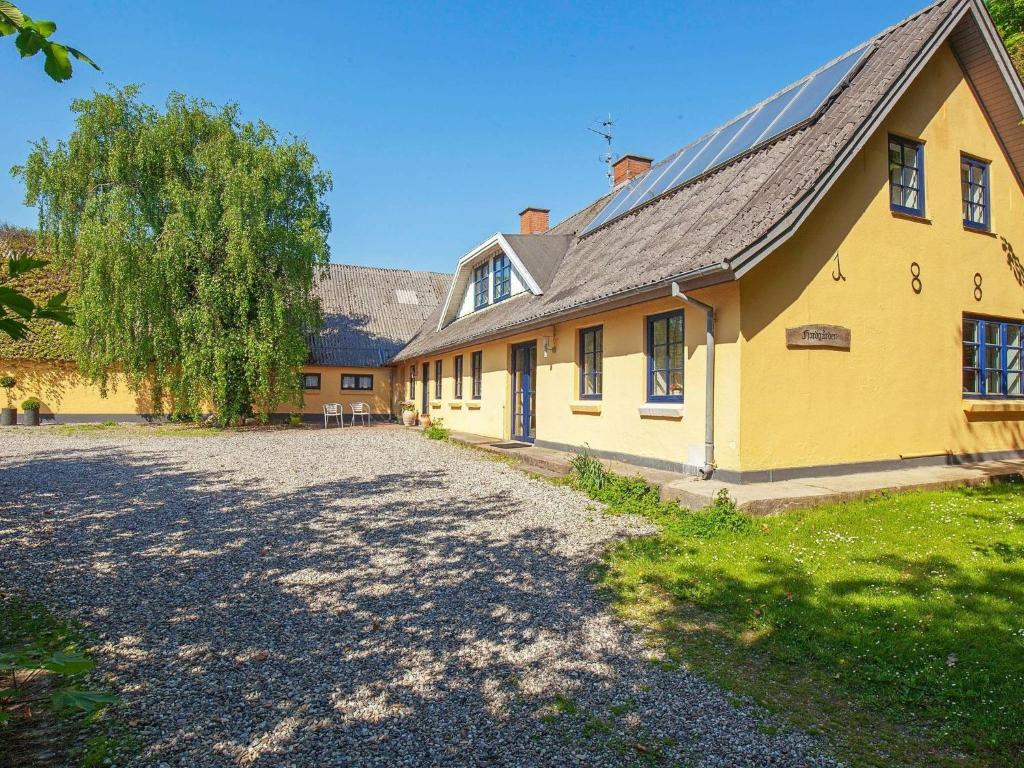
890,210,931,224
430,400,443,409
963,223,995,237
569,401,601,414
638,404,685,419
963,400,1024,413
467,401,482,410
449,401,463,409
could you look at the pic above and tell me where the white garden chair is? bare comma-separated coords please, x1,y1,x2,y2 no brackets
323,402,343,429
350,401,370,427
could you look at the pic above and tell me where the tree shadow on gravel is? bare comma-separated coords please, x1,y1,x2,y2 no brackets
0,442,835,768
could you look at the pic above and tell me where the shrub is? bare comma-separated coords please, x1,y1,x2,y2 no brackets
0,376,14,409
568,450,751,537
288,413,302,426
20,397,41,411
423,418,449,440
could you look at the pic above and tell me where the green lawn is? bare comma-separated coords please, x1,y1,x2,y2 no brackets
573,459,1024,767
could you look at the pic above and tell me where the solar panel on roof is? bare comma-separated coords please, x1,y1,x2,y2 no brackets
580,42,873,236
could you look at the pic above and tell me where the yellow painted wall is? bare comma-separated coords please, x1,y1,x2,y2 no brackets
0,359,152,417
739,43,1024,472
400,286,742,471
0,359,394,420
290,366,394,417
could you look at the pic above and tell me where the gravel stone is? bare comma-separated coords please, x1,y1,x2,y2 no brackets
0,426,842,767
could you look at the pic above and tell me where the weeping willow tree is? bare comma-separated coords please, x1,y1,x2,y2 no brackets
15,86,331,423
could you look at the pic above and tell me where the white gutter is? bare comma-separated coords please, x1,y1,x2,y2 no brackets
671,282,715,479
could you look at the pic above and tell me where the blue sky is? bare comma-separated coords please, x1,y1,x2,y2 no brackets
2,0,929,273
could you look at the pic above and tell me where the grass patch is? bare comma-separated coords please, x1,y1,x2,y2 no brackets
569,452,1024,767
422,418,450,441
1,595,131,767
51,422,223,438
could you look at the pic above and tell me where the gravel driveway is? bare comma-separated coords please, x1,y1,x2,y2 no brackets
0,427,838,767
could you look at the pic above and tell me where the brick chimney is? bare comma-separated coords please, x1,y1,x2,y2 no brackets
519,207,549,235
612,154,653,186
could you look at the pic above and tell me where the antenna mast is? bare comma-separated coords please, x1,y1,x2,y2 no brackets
587,114,615,188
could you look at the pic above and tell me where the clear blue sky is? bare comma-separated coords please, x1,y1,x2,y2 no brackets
2,0,929,273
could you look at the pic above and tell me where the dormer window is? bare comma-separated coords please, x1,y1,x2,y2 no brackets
473,263,489,310
492,254,511,302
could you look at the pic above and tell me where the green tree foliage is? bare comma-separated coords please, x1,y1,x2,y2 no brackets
0,226,72,342
15,86,332,423
0,1,98,81
987,0,1024,75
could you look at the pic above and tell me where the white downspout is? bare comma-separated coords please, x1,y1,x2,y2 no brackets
671,282,715,479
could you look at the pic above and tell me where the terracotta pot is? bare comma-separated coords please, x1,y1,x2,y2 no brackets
401,409,416,427
420,413,432,428
0,407,15,426
23,408,39,427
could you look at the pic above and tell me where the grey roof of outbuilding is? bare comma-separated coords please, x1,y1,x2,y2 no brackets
309,264,450,367
396,0,1021,362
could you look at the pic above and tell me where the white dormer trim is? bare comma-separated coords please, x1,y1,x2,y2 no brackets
436,233,543,331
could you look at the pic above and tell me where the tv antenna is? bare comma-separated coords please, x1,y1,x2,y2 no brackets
588,114,615,188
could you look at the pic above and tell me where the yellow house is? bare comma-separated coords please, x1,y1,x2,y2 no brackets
0,261,450,424
394,0,1024,482
6,0,1024,483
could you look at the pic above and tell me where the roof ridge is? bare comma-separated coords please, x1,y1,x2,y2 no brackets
324,262,451,277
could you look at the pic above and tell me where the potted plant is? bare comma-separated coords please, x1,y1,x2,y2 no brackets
400,400,417,427
0,376,16,426
419,411,432,429
21,397,41,427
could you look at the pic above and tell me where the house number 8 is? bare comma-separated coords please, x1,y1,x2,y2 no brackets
910,262,922,294
974,273,983,302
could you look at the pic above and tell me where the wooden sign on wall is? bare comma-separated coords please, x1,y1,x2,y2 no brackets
786,324,851,350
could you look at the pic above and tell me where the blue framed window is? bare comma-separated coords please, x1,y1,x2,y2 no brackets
579,325,603,399
888,136,924,216
471,351,483,399
647,311,684,402
473,263,490,310
961,156,990,230
454,355,463,399
492,254,511,302
341,374,373,391
963,315,1024,398
434,360,442,399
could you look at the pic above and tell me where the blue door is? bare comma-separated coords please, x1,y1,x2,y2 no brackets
421,362,429,415
511,341,536,442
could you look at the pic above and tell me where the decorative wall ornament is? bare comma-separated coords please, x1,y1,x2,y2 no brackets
910,262,922,294
832,252,846,282
973,273,983,302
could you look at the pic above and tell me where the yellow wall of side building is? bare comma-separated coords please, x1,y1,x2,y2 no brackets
399,286,742,473
292,366,394,417
0,359,394,419
0,360,150,417
738,43,1024,473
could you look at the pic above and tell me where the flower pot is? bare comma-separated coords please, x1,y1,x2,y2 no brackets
420,413,432,428
23,408,39,427
401,410,416,427
0,408,15,426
